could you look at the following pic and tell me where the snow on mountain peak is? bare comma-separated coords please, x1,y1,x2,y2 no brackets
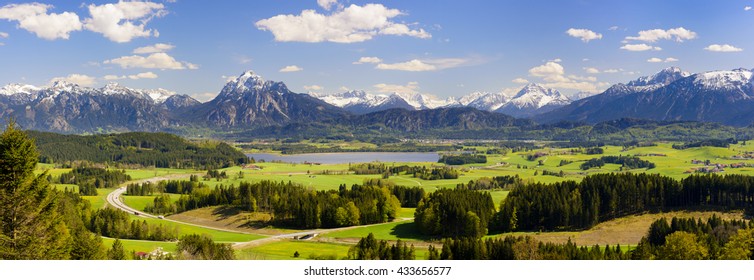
220,70,288,97
693,68,753,90
0,83,39,96
507,83,570,109
627,67,691,88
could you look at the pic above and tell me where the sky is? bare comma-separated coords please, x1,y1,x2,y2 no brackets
0,0,753,101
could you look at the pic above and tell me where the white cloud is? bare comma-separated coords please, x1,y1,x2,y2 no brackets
133,43,174,54
665,57,678,62
529,61,564,78
373,57,472,72
104,71,158,80
83,1,166,43
625,27,697,42
568,75,597,82
255,3,430,43
0,3,82,40
49,74,96,87
603,68,622,73
620,44,662,51
373,81,419,94
377,59,435,71
647,57,663,63
104,52,197,70
304,85,323,91
704,44,743,52
549,58,562,62
279,65,303,72
353,56,382,64
317,0,341,11
745,6,752,11
608,26,619,31
0,31,6,38
584,67,600,74
566,28,602,42
529,62,607,92
129,72,157,79
512,78,529,84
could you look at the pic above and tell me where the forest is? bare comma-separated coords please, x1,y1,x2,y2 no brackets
29,131,248,169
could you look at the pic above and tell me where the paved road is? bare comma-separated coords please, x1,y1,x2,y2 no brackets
105,173,415,249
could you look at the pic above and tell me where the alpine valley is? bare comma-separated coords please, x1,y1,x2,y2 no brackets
2,67,754,138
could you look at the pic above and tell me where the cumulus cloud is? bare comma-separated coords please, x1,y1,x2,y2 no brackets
620,44,662,51
745,6,752,11
603,69,622,73
133,43,174,54
529,62,565,78
104,52,198,70
625,27,697,42
566,28,602,42
279,65,303,72
647,57,663,63
49,74,96,87
83,1,166,43
608,26,619,31
0,3,82,40
373,81,419,94
317,0,342,11
528,62,606,92
255,3,430,43
304,85,323,91
353,56,382,64
704,44,743,52
0,31,7,38
512,78,529,84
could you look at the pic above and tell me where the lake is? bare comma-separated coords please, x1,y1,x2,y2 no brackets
246,152,440,164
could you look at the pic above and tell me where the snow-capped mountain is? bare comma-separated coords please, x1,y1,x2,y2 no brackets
310,83,564,117
184,71,347,128
536,67,754,126
495,83,571,117
0,81,198,132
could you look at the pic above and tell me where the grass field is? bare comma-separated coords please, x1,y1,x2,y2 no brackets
236,240,353,260
132,215,267,243
102,237,177,258
236,239,431,260
490,210,744,246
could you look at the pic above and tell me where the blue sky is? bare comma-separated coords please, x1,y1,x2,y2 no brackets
0,0,752,101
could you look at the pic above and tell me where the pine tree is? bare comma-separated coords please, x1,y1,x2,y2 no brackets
107,239,126,260
0,120,71,259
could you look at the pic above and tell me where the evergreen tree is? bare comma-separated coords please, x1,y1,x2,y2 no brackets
107,239,126,260
0,120,71,259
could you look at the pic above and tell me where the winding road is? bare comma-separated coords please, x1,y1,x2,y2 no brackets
105,173,412,249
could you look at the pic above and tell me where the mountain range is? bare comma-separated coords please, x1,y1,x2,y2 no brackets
0,66,752,134
307,82,572,117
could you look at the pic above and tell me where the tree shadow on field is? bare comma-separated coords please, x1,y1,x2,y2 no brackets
212,205,241,220
390,222,428,241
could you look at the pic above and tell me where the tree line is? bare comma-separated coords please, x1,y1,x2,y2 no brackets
139,180,403,229
29,131,248,169
438,154,487,165
58,166,132,196
497,173,754,232
579,155,655,170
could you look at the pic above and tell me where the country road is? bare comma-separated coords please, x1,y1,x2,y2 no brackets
105,173,413,249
